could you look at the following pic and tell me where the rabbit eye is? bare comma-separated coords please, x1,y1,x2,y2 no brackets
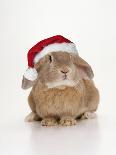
49,55,52,63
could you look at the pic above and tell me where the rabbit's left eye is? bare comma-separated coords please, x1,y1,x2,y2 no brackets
49,55,52,63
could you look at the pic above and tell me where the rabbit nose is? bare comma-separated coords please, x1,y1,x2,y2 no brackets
61,70,69,74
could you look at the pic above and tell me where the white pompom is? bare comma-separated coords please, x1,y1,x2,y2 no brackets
23,68,38,81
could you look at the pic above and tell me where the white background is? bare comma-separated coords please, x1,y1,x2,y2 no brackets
0,0,116,155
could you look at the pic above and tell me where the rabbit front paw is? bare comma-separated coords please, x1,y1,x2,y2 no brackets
60,117,77,126
41,118,58,126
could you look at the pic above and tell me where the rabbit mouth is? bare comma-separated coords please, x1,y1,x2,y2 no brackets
62,75,67,80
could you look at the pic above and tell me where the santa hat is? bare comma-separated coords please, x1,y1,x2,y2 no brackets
24,35,78,81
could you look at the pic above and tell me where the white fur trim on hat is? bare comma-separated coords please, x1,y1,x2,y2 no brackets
23,68,38,81
34,43,78,63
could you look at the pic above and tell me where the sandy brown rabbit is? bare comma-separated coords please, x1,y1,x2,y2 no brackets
22,52,99,126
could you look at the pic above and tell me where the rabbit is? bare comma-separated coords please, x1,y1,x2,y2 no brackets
22,52,99,126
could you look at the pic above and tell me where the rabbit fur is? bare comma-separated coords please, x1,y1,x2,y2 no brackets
22,52,99,126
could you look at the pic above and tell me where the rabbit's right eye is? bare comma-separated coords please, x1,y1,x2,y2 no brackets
49,55,52,63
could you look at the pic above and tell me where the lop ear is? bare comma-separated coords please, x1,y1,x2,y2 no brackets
21,76,36,90
72,54,94,80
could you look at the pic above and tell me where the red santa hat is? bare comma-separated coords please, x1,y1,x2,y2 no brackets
24,35,78,81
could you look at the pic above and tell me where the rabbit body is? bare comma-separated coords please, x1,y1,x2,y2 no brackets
24,52,99,126
29,80,99,118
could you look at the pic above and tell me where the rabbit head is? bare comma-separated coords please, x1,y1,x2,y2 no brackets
22,52,94,89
